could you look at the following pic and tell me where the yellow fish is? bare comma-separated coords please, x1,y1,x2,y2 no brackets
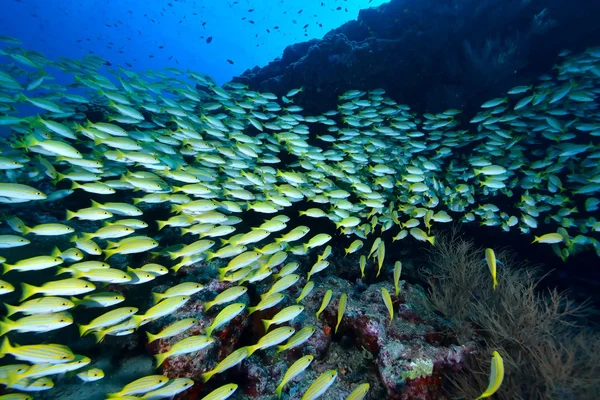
475,351,504,399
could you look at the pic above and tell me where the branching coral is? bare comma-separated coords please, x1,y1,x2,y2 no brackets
422,227,600,399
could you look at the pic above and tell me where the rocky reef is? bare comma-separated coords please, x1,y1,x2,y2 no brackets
234,0,600,115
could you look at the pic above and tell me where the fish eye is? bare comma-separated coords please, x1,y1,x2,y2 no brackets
36,192,41,195
0,286,4,289
62,303,67,306
114,297,119,300
60,319,65,322
85,285,89,288
62,356,68,359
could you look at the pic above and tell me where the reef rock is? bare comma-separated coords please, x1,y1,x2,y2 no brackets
234,0,600,115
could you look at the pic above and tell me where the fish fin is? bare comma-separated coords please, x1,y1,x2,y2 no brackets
0,337,11,358
92,330,108,344
204,301,213,311
78,324,88,336
103,249,116,260
4,303,17,317
200,370,215,383
2,263,13,274
151,292,162,304
155,352,169,367
146,331,157,343
19,282,38,301
131,315,144,329
66,210,75,220
261,319,271,332
156,220,167,231
0,317,13,336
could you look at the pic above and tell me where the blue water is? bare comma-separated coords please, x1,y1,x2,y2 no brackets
2,0,388,85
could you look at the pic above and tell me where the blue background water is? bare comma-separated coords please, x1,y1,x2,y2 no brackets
2,0,387,84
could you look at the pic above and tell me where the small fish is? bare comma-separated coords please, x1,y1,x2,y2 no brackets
376,241,385,277
0,338,74,364
335,293,347,333
315,289,332,319
200,383,238,400
359,255,366,278
247,326,295,355
141,378,194,399
249,293,285,314
146,318,198,343
393,261,402,296
78,307,138,336
0,312,73,336
345,383,370,400
132,296,190,327
20,279,95,302
262,305,304,331
152,282,204,303
76,367,104,382
205,303,246,336
381,288,393,324
277,326,316,352
532,233,564,244
71,292,124,308
201,346,249,382
5,297,74,316
345,239,363,256
0,280,15,295
296,281,315,304
204,286,247,311
301,369,337,400
475,351,504,399
0,235,30,248
276,354,314,398
484,248,498,290
155,335,215,367
108,375,169,397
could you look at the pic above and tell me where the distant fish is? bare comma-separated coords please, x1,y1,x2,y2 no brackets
206,36,213,44
226,59,234,64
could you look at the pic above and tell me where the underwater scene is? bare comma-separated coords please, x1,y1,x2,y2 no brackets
1,0,600,399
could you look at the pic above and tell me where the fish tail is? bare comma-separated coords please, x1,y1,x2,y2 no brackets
427,235,436,246
4,303,17,317
79,324,92,337
70,296,81,307
79,232,93,241
65,209,75,220
0,337,11,357
92,330,108,344
2,263,13,274
262,319,271,332
151,292,162,304
131,315,144,330
19,282,38,301
275,384,284,399
200,370,215,383
155,352,169,367
203,301,213,311
146,331,157,343
103,249,116,260
248,306,256,314
156,220,167,231
0,317,13,336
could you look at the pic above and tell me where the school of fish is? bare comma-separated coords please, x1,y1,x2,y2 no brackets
0,33,598,399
